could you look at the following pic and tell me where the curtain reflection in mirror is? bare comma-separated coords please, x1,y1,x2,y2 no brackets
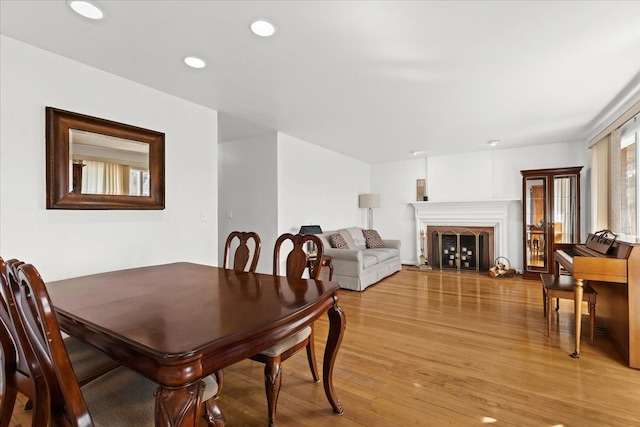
79,160,149,196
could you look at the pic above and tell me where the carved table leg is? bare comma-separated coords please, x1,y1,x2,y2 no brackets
323,293,346,415
155,381,205,427
571,278,584,359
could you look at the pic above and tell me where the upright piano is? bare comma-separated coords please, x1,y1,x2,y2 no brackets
554,231,640,368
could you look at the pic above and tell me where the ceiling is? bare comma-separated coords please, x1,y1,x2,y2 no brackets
2,1,640,164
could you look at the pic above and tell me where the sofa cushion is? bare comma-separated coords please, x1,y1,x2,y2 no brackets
363,229,385,248
329,233,349,249
345,227,366,250
362,254,379,268
363,248,395,263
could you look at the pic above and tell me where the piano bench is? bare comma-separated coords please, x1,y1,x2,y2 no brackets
540,273,597,345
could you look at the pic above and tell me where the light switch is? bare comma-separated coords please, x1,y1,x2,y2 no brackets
200,211,208,222
226,210,233,219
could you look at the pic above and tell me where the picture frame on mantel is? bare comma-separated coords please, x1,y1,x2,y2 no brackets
416,179,426,201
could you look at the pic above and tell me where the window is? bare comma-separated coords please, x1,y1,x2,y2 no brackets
129,168,151,196
620,126,637,236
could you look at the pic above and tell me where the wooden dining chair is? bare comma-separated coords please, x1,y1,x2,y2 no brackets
1,257,123,426
215,231,262,395
8,262,225,427
0,257,46,427
223,231,261,272
248,233,324,427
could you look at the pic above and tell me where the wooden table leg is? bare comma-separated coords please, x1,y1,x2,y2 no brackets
154,381,205,427
323,293,346,415
571,278,584,359
327,258,334,281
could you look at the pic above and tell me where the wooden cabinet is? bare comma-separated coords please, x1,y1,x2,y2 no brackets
521,167,582,279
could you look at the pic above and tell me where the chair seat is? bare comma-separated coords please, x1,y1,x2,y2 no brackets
64,336,120,383
260,326,312,357
83,366,218,426
541,273,597,297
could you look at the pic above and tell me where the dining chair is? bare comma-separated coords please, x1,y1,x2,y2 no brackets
248,233,324,427
223,231,261,272
1,257,123,426
0,257,46,427
8,261,225,427
215,231,262,395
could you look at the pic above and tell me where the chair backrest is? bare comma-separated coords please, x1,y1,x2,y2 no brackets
0,257,39,384
0,257,18,370
223,231,261,272
273,233,324,279
12,263,94,427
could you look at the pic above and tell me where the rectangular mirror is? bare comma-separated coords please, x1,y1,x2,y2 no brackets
46,107,165,209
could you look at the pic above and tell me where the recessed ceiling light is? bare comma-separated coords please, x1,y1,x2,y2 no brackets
184,56,206,69
410,150,425,156
250,20,276,37
487,140,500,146
67,1,104,20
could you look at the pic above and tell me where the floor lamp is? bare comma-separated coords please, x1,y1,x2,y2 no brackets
359,194,380,230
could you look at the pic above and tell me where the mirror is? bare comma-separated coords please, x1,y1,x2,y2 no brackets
46,107,165,209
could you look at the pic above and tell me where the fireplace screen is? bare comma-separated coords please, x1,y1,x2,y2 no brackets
429,226,492,271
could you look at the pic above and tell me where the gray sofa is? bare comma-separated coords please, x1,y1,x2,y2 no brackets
316,227,401,291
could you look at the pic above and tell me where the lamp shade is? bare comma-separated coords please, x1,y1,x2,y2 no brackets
299,225,323,235
359,194,380,209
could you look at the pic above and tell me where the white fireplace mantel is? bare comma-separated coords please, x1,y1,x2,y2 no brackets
410,199,521,268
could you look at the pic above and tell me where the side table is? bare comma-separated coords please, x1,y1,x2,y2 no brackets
307,254,334,281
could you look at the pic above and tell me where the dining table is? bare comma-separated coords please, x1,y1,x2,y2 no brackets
46,262,346,426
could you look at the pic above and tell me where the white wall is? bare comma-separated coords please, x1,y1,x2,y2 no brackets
371,158,427,263
0,36,218,281
218,133,278,274
427,141,588,202
372,141,590,270
218,132,370,274
277,133,370,235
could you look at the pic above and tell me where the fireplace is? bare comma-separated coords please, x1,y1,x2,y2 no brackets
427,225,493,271
411,200,520,271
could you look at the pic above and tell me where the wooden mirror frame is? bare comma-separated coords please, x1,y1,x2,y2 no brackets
46,107,165,209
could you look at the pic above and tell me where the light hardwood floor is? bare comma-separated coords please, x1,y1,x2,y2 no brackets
5,267,640,426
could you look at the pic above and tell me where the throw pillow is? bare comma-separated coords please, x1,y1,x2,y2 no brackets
329,233,349,249
338,229,356,249
345,227,367,250
363,229,385,248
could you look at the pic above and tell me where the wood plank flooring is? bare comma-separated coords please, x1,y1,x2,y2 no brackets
5,267,640,426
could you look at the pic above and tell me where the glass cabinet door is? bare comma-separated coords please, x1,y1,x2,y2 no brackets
525,176,548,273
521,167,582,279
553,175,579,244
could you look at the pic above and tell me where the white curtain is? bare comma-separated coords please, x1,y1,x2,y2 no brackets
82,160,105,194
82,161,129,195
104,163,129,195
590,135,610,231
609,129,622,234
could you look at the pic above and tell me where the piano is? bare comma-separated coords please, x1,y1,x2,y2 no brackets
554,230,640,368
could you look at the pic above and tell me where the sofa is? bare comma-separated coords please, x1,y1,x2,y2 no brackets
316,227,401,291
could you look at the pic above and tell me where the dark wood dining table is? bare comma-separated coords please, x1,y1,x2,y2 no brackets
46,262,346,426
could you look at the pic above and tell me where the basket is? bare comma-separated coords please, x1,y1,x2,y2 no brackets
489,256,516,278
